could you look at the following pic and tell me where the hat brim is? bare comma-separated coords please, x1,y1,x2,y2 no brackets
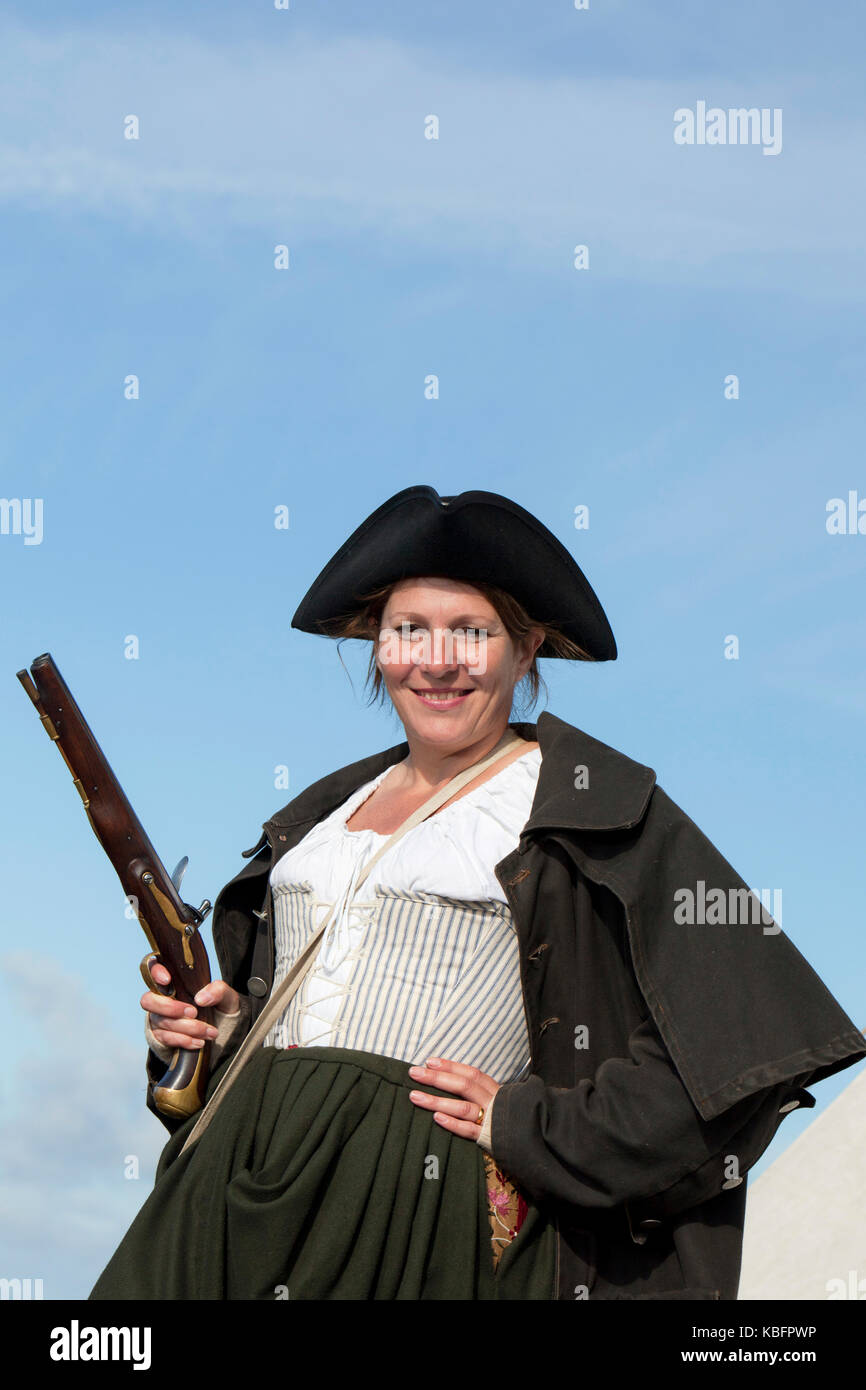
290,485,617,661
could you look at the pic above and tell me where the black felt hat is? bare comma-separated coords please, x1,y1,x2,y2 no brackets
290,485,617,660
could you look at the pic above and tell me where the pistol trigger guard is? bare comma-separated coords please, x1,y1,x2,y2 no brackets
140,952,175,997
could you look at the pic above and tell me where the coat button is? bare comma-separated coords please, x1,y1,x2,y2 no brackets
777,1087,815,1114
247,977,269,997
626,1206,662,1244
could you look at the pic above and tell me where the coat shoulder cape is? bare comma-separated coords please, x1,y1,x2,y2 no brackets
527,712,866,1121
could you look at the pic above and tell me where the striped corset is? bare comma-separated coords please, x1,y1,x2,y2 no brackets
264,879,531,1085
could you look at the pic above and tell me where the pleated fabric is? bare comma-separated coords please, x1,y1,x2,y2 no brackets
89,1046,556,1301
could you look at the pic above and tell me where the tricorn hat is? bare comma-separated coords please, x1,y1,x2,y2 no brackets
290,485,617,660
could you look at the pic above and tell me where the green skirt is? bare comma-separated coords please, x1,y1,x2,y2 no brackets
89,1046,557,1300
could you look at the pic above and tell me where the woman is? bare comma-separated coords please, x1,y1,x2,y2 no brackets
90,485,866,1301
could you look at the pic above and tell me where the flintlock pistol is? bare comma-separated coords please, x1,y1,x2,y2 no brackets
16,652,213,1120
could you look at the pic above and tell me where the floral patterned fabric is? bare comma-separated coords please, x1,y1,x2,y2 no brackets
483,1153,528,1269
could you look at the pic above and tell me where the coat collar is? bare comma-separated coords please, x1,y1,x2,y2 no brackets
253,710,655,854
520,711,656,835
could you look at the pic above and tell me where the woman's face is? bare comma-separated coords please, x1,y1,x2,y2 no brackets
376,577,543,752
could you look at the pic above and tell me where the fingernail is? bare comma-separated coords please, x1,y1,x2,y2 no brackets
426,1057,442,1066
183,1006,196,1018
206,1027,218,1039
195,990,210,1005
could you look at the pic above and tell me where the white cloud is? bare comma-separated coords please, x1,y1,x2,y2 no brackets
0,953,166,1295
0,22,863,296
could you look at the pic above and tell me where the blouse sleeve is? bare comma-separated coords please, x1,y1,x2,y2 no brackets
476,1095,496,1154
144,999,251,1071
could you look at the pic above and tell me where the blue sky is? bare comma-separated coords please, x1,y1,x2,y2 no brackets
1,1,864,1300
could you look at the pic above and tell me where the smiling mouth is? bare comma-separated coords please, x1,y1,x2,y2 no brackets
410,689,473,703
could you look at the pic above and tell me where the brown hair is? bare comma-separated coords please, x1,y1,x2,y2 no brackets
316,578,593,716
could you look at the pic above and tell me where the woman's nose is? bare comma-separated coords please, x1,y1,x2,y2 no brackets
413,628,462,673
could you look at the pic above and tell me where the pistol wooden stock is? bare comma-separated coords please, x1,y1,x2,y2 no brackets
17,652,214,1120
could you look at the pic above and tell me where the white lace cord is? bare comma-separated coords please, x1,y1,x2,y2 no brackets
293,1015,342,1048
313,771,383,977
299,884,380,1046
293,855,373,1044
320,852,365,972
273,886,375,1047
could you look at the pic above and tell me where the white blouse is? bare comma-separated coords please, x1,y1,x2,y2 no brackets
270,745,542,904
266,747,542,1070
